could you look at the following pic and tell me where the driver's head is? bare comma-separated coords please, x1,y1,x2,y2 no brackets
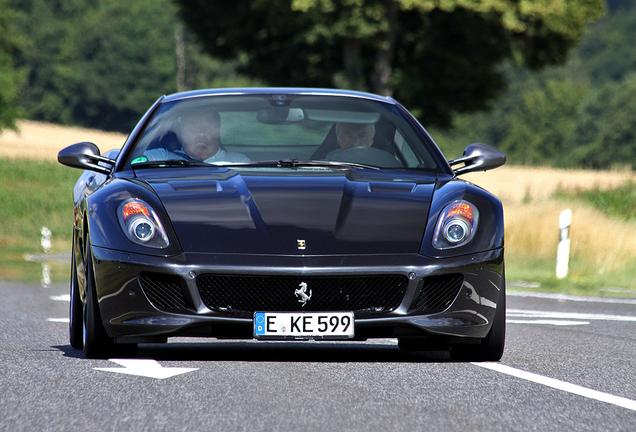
179,111,221,160
335,123,375,149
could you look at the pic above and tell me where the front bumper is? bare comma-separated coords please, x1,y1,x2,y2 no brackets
91,246,504,344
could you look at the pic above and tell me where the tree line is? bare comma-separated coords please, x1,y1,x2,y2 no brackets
431,0,636,168
4,0,259,132
3,0,634,169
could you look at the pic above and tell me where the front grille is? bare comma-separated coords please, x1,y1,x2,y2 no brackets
138,272,188,312
197,275,407,317
415,274,464,313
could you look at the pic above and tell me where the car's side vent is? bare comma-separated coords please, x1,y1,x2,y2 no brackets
415,274,464,313
138,272,189,312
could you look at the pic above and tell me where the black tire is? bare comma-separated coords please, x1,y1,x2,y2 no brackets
481,279,506,361
83,242,137,359
450,269,506,362
398,338,447,352
398,338,423,351
69,251,83,350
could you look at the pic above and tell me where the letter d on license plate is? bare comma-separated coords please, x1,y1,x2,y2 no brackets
254,312,354,339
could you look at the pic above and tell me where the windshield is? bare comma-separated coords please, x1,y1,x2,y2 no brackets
125,94,440,171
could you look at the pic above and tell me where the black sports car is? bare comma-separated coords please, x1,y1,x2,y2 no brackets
58,88,506,361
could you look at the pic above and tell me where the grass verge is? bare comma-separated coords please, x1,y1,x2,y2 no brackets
505,182,636,296
0,158,78,282
506,255,636,297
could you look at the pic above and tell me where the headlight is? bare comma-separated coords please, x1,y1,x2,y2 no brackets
432,200,479,250
117,199,169,248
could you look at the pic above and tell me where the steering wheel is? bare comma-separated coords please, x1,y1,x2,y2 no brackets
329,146,402,168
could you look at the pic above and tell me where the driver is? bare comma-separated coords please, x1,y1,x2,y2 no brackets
336,123,375,149
326,123,375,160
141,111,250,163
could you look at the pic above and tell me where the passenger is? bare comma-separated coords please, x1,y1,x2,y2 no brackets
142,111,250,163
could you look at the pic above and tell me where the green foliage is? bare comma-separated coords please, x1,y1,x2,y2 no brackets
0,49,23,130
10,0,260,132
174,0,603,128
502,75,588,165
55,0,180,131
11,0,183,131
556,181,636,220
430,67,588,163
10,0,87,125
566,73,636,169
576,3,636,85
391,8,512,126
0,0,24,130
433,1,636,168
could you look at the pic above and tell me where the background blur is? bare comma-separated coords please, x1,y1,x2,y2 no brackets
0,0,634,294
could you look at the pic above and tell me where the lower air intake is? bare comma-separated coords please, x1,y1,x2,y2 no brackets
138,272,189,312
415,274,464,313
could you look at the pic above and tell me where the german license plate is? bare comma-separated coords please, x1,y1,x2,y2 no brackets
254,312,355,339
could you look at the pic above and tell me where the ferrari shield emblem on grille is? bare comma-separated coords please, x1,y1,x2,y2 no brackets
297,239,306,250
295,282,312,307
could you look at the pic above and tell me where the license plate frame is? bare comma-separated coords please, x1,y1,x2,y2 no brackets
254,311,355,339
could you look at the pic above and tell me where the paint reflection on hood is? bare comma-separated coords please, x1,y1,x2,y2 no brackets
146,170,436,255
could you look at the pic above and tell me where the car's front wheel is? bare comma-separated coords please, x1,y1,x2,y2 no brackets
82,241,137,359
450,271,506,362
69,251,83,350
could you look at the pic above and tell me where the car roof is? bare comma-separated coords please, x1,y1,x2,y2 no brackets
162,88,397,104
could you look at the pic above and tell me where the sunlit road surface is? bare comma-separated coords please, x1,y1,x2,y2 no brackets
1,281,635,431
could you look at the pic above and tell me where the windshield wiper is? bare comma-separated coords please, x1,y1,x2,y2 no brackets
214,159,380,170
277,158,300,168
131,159,210,169
288,160,380,170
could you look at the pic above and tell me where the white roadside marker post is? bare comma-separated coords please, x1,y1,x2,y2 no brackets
556,210,572,279
41,226,52,254
41,227,52,288
23,227,60,288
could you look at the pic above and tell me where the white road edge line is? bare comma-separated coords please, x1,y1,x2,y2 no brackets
473,362,636,412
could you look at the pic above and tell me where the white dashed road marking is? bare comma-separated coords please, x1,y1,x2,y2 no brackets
507,319,590,326
507,309,636,326
507,291,636,305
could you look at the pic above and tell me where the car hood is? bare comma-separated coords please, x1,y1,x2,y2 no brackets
141,168,436,255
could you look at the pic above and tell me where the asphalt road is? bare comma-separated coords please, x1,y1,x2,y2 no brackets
1,280,635,432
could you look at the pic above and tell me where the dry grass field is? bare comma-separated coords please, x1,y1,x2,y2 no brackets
2,120,635,289
463,166,636,204
0,120,127,161
464,167,636,289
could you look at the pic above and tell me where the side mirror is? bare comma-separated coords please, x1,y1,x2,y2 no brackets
58,142,115,175
448,143,506,176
